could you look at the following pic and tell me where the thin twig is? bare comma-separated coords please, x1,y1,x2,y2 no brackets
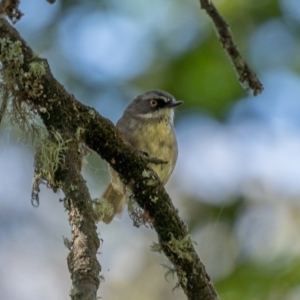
200,0,264,96
0,0,23,23
63,140,101,300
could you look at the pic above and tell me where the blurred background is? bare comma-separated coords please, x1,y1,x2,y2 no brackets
1,0,300,299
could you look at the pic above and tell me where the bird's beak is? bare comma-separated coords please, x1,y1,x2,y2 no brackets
167,100,183,108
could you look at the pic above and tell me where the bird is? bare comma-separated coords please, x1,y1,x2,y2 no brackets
98,89,183,224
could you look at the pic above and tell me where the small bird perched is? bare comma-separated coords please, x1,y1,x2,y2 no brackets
98,90,183,224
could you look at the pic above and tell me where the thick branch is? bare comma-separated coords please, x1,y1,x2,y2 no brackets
0,18,101,300
200,0,263,96
0,18,218,300
60,139,101,300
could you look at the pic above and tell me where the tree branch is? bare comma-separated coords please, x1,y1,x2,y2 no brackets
0,18,101,300
62,139,101,300
0,18,218,300
200,0,264,96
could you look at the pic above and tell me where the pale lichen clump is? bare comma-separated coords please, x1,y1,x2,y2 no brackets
29,61,46,78
150,242,162,253
24,60,46,99
175,269,188,290
69,286,79,299
93,198,114,222
0,37,46,88
161,261,187,291
127,195,152,227
32,130,70,205
0,38,46,141
0,38,24,82
167,233,196,262
152,239,189,290
142,169,151,178
162,262,177,282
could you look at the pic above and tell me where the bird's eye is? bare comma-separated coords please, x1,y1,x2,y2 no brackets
150,99,158,107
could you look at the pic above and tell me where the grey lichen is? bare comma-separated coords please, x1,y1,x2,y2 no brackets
98,274,105,283
155,235,192,290
88,109,95,117
63,236,73,250
73,214,83,228
0,38,24,69
167,233,195,262
127,195,152,227
1,90,43,142
150,242,162,253
93,198,114,222
161,261,188,291
0,38,24,92
32,130,71,204
23,61,46,98
29,61,46,77
0,38,45,140
161,262,176,282
75,127,85,141
142,169,151,178
0,38,45,88
69,286,79,298
150,194,159,203
70,184,78,192
174,269,188,291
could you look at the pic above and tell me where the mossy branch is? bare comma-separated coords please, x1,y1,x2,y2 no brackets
0,19,102,300
0,18,218,300
62,139,101,300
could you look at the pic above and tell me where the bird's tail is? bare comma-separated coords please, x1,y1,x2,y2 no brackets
99,182,125,224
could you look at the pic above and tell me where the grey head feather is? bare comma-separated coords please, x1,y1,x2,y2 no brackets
138,90,174,103
123,90,182,116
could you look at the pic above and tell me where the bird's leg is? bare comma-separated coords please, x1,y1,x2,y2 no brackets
136,150,168,165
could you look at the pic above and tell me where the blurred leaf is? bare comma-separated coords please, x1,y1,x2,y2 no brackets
217,260,300,300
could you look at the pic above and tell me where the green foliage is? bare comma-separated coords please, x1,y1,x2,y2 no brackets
166,39,244,117
216,260,300,300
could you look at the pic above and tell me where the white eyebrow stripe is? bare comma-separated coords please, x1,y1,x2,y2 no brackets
153,96,171,103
